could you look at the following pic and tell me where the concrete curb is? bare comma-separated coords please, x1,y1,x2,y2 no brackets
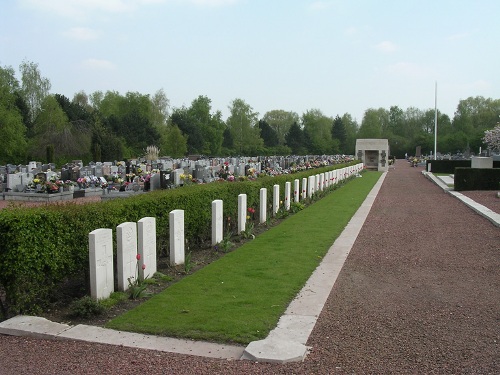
423,171,500,227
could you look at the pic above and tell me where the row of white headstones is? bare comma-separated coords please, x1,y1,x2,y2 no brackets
88,163,364,300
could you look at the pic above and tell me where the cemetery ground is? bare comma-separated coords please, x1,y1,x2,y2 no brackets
7,171,381,344
1,163,499,374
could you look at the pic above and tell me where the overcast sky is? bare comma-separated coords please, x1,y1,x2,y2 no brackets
1,0,499,122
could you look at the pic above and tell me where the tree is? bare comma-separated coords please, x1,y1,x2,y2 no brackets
19,60,51,124
170,106,203,154
342,113,358,155
285,121,306,155
258,120,279,147
262,110,299,145
0,65,27,163
226,99,263,155
483,124,500,152
151,89,170,127
302,109,335,154
358,108,386,139
331,115,347,153
187,95,225,155
162,125,188,158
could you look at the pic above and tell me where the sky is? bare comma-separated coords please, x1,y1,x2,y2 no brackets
1,0,499,123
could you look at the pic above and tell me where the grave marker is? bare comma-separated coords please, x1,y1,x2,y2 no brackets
238,194,247,233
212,200,223,245
138,217,157,280
169,210,185,266
117,222,138,292
89,228,114,300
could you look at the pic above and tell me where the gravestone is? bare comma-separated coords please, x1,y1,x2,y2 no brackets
260,188,267,224
117,222,138,292
138,217,157,280
285,181,291,211
149,173,161,191
102,165,111,177
80,167,93,177
6,174,22,192
169,210,185,266
308,175,315,197
302,177,307,200
89,228,114,300
238,194,247,233
294,179,300,202
212,200,223,246
273,185,280,216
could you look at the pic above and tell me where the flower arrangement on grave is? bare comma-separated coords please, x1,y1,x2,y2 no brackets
227,174,235,182
125,173,135,182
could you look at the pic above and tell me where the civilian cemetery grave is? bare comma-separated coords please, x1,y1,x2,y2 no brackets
0,154,362,319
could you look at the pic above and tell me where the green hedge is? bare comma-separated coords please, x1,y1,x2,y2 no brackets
0,162,357,316
454,167,500,191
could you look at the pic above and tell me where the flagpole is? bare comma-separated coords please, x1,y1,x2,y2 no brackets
434,81,438,160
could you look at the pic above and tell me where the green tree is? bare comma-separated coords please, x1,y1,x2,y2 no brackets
302,109,335,154
262,110,299,145
19,60,51,124
151,88,170,127
0,65,27,163
258,120,279,148
285,121,306,155
226,99,263,155
358,108,386,139
163,125,188,158
331,115,347,153
187,95,225,155
342,113,358,155
170,106,203,154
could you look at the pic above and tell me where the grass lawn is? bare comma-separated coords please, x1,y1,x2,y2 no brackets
106,171,382,344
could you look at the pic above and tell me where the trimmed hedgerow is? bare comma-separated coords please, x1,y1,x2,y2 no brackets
0,162,356,316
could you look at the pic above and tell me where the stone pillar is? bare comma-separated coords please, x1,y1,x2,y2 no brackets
169,209,185,266
138,217,157,280
89,228,114,300
238,193,247,233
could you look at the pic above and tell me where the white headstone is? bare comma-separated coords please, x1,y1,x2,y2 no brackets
238,194,247,233
273,184,280,216
308,175,315,198
302,177,307,200
294,179,300,202
319,173,324,191
169,210,185,266
89,228,114,300
212,200,223,245
285,181,291,211
259,188,267,224
138,217,157,280
117,222,138,291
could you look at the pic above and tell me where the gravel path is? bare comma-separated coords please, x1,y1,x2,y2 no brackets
1,164,499,374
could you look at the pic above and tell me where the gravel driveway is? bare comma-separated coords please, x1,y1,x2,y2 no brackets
1,163,499,374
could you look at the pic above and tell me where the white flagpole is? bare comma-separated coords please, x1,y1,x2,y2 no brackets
434,81,438,160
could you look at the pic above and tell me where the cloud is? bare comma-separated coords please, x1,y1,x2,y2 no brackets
81,58,116,70
373,40,397,53
63,27,99,41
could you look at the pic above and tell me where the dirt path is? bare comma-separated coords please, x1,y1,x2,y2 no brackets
1,163,499,374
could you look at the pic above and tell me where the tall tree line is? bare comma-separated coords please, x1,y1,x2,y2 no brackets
1,61,499,165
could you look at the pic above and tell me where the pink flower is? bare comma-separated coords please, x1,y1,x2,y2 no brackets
136,254,141,260
142,264,146,270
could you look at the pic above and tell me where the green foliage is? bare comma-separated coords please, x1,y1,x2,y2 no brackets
69,296,105,319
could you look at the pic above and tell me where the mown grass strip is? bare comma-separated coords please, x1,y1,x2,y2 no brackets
106,171,382,344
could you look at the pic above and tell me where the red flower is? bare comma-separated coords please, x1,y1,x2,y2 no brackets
142,264,146,270
136,254,141,260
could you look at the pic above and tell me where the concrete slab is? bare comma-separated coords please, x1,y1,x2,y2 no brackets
242,336,309,363
0,316,71,339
